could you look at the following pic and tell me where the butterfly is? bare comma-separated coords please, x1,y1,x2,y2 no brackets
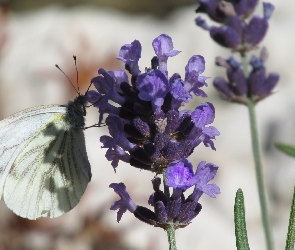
0,56,92,220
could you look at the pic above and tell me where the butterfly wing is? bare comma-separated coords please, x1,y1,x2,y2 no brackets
0,105,91,219
0,105,66,197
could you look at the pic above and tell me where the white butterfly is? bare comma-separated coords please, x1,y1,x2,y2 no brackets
0,64,92,220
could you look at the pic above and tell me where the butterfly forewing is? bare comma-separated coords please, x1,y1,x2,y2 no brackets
0,105,66,198
2,112,91,219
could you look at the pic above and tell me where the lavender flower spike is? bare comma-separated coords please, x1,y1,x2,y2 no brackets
152,34,181,75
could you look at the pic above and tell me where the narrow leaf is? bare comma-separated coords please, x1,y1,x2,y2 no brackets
275,142,295,158
285,186,295,250
234,189,250,250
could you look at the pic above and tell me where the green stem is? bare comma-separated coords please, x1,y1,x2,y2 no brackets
285,185,295,250
247,99,274,250
162,169,170,198
162,170,176,249
166,226,177,250
241,52,249,77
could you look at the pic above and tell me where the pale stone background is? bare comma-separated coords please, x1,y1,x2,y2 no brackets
0,1,294,249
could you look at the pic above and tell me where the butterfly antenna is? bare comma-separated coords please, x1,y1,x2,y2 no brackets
73,55,80,94
86,81,93,94
85,94,103,108
55,63,79,95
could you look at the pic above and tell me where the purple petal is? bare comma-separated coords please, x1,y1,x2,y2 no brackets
185,55,205,75
117,40,141,76
171,78,192,102
148,193,155,206
196,0,227,23
152,34,181,74
213,77,236,99
191,102,215,128
195,16,211,31
152,34,181,58
202,126,220,138
226,58,247,96
108,69,129,92
210,25,241,48
165,158,195,190
86,90,101,105
262,73,279,95
105,146,130,171
137,69,169,111
110,183,137,222
92,68,115,94
243,16,268,46
193,161,220,198
232,0,258,16
263,2,275,20
106,114,124,138
102,114,135,151
184,55,209,97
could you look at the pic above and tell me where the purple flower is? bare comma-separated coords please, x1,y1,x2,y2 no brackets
170,76,192,110
191,102,215,128
90,69,125,124
152,34,181,75
225,56,247,96
196,1,275,52
248,55,279,100
190,102,220,149
117,40,141,76
263,2,275,20
243,16,268,47
190,161,220,199
106,146,131,171
165,158,195,190
242,2,274,48
184,55,209,97
196,0,228,23
110,177,204,229
100,114,135,151
109,183,137,222
109,160,220,228
137,69,169,112
108,69,129,92
166,159,220,201
213,52,279,104
213,77,236,100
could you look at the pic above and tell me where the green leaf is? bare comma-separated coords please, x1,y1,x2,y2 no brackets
285,186,295,250
234,189,250,250
275,142,295,158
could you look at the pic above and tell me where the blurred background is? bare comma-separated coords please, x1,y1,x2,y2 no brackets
0,0,294,249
